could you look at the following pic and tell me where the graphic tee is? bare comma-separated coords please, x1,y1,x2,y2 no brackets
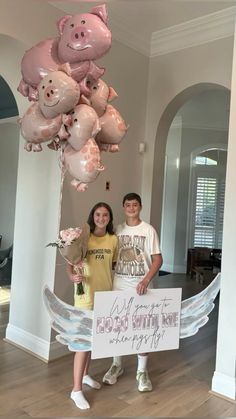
113,221,161,290
74,232,118,310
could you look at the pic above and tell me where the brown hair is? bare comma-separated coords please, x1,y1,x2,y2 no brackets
87,202,115,234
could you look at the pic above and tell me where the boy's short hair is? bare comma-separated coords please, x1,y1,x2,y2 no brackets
122,193,142,206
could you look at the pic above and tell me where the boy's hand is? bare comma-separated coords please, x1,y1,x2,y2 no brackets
136,278,149,295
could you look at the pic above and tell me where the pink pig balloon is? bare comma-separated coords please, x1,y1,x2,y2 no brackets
18,38,60,101
87,78,118,117
67,104,101,151
18,4,111,101
19,103,70,152
63,139,104,192
38,64,80,119
95,104,129,152
57,4,111,64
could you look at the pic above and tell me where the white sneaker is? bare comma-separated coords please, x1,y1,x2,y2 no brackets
103,364,124,385
136,370,152,392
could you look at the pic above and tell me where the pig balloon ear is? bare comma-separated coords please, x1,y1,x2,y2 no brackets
91,4,108,25
57,15,72,35
79,94,91,106
58,63,72,77
108,87,118,102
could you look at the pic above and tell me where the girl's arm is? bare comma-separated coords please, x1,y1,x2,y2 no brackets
66,263,84,283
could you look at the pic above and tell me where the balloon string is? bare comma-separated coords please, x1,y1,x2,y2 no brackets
57,147,66,236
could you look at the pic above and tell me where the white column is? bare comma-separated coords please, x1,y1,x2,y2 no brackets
161,117,182,273
211,23,236,401
5,140,67,361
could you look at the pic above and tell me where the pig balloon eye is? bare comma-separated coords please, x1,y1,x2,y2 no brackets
74,118,78,122
93,86,97,90
49,80,52,83
42,86,45,89
70,23,74,28
81,20,85,24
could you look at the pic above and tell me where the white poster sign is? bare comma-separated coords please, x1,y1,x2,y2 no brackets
92,288,182,359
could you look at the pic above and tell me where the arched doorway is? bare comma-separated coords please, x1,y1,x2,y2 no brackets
158,87,229,274
0,75,19,330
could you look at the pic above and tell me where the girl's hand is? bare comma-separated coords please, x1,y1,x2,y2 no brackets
69,273,84,283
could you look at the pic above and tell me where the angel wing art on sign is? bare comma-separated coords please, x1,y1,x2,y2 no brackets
43,287,92,352
43,273,220,353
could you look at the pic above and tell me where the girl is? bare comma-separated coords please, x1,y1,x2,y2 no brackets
67,202,118,410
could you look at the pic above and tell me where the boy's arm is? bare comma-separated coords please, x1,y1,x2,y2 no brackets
136,253,163,295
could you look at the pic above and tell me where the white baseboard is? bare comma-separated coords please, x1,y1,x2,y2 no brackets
5,323,69,362
161,264,173,273
212,371,236,400
162,264,186,274
49,339,70,361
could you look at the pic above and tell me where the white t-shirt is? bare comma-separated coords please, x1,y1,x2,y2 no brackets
113,221,161,290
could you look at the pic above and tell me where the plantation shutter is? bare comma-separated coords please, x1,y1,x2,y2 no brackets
216,179,225,248
193,176,225,248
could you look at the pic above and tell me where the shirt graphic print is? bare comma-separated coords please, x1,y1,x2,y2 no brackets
116,234,146,277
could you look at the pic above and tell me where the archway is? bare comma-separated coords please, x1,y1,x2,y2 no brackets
156,86,229,274
150,83,229,237
0,73,19,324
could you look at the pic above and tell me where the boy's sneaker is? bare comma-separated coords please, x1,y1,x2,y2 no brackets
103,364,124,385
136,370,152,392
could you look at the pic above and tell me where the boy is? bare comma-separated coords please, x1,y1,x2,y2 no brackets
103,192,163,392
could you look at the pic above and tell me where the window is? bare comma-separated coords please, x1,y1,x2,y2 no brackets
190,149,226,248
195,156,217,166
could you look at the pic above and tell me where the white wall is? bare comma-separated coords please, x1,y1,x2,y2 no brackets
0,121,19,248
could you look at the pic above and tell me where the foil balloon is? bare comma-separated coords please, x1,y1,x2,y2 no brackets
19,103,70,152
17,4,111,101
57,4,111,63
67,104,101,151
38,64,80,119
63,139,104,192
95,104,129,152
19,65,80,151
87,78,118,117
17,38,60,101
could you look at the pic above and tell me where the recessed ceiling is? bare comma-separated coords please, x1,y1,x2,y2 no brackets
50,0,236,45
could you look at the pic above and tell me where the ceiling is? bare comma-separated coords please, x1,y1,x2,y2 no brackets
50,0,236,48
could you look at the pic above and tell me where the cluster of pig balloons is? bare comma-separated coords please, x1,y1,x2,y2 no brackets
18,4,128,191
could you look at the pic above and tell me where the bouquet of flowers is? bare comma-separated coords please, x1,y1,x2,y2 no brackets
47,223,90,295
